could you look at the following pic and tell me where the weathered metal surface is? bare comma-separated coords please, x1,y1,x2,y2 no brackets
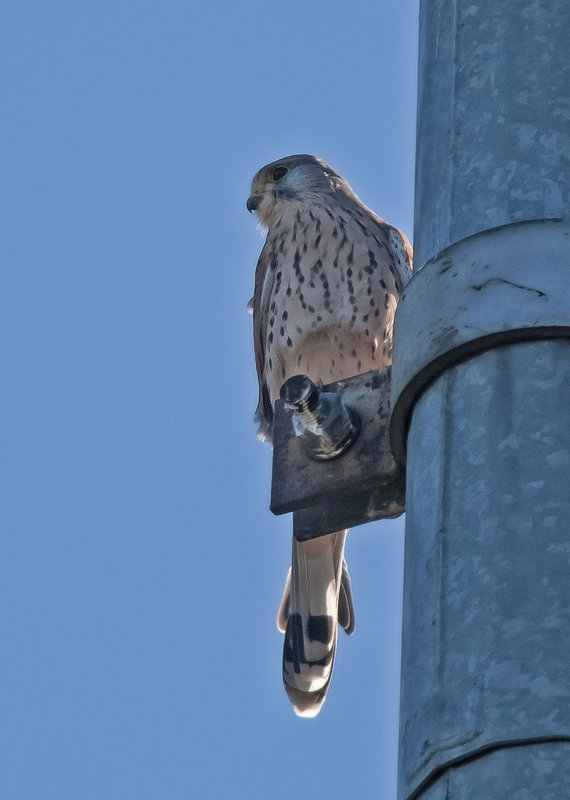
419,742,570,800
292,475,405,541
397,0,570,795
398,341,570,800
270,368,405,539
391,220,570,464
414,0,570,272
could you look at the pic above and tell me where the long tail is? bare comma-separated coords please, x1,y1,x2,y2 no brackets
277,530,355,717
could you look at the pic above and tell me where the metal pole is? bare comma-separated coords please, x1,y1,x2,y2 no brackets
391,1,570,798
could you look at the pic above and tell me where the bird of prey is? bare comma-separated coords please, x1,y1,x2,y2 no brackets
247,154,412,717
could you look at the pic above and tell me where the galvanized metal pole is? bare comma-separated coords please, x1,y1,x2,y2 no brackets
391,1,570,798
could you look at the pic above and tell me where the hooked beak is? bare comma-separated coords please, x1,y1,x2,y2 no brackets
247,194,261,213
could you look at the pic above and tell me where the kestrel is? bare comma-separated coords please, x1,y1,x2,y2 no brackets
247,154,412,717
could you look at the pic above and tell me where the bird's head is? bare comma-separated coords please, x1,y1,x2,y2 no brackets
247,154,353,228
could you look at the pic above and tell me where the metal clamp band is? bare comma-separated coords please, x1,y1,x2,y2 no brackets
390,219,570,464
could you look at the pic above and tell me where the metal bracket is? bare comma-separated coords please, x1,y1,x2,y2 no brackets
270,368,405,541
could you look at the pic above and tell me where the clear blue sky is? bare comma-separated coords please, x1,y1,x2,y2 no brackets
1,2,418,797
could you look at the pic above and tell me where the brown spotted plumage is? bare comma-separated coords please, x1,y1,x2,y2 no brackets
248,154,412,716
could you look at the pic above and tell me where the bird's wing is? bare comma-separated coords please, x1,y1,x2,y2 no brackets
336,194,413,287
387,224,414,287
251,239,276,441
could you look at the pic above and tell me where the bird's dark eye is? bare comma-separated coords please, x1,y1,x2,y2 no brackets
272,166,288,181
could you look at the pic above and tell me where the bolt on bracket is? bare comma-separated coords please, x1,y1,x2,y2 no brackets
270,367,405,541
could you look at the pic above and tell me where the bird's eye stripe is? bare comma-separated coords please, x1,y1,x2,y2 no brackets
272,166,288,181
